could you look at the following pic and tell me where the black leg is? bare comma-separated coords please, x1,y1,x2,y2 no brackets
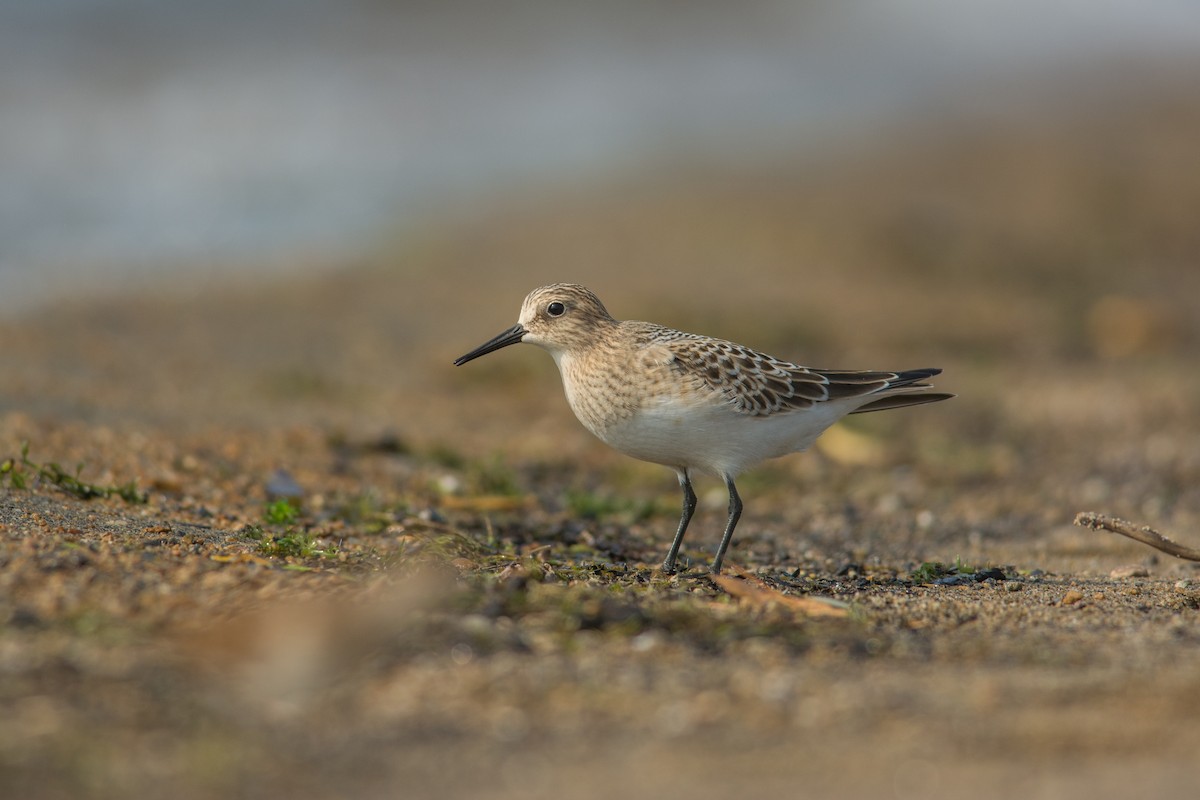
662,471,697,573
710,476,742,575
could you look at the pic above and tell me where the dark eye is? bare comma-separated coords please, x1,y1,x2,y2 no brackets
546,301,566,317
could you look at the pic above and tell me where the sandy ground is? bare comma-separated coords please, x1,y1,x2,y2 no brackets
2,78,1200,799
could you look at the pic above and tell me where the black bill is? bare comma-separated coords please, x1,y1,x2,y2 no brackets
453,324,527,366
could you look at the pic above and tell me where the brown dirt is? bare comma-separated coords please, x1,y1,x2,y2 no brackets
2,74,1200,799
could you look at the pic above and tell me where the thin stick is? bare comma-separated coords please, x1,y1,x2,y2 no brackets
711,564,850,617
1074,512,1200,562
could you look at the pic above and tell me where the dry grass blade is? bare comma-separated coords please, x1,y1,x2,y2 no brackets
1074,512,1200,562
711,564,850,617
438,494,536,512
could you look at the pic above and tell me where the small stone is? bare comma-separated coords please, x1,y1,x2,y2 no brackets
264,469,304,500
418,507,447,524
1110,564,1150,579
150,473,184,493
433,474,461,494
1061,589,1085,605
1004,581,1023,592
458,614,494,636
631,631,664,653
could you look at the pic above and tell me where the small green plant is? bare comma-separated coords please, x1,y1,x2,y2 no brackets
909,557,980,584
250,527,338,560
1,442,146,503
247,499,337,560
263,499,300,526
0,452,28,490
258,530,331,559
910,561,954,583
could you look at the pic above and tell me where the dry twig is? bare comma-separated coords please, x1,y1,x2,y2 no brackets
1074,512,1200,562
711,564,850,617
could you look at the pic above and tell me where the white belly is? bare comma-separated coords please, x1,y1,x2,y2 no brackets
589,396,854,478
554,345,859,478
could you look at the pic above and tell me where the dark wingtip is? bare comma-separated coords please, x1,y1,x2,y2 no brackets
849,392,955,414
896,367,941,382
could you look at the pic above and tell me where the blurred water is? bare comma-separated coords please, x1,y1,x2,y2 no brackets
2,0,1198,312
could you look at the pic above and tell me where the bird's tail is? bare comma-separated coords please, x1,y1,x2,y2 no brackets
846,367,954,415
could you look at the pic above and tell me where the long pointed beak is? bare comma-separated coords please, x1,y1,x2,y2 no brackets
454,324,526,366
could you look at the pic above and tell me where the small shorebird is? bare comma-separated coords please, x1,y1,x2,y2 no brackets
454,283,952,574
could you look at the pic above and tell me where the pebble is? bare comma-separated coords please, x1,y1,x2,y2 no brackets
458,614,494,637
264,469,304,500
433,474,462,494
1110,564,1150,579
1004,581,1023,592
1061,589,1085,605
630,631,664,653
418,507,447,524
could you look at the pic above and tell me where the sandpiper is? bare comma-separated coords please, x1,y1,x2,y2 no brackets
454,283,952,574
